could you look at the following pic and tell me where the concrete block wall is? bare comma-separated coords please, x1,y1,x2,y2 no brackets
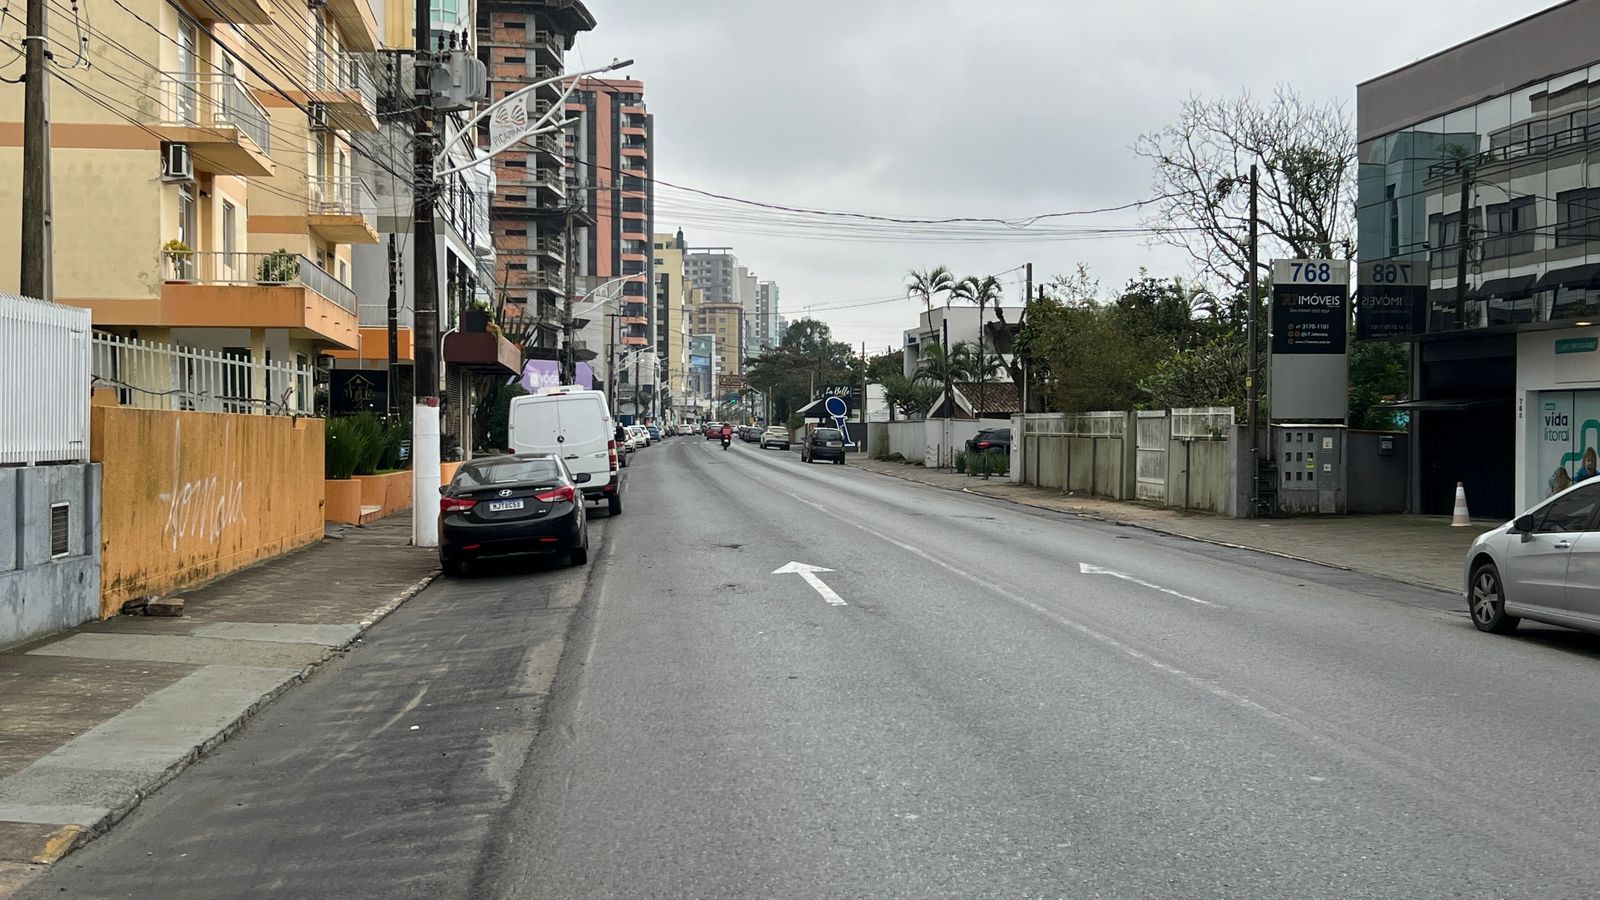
0,463,102,648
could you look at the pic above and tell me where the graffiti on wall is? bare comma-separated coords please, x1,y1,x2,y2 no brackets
159,418,247,550
162,475,246,550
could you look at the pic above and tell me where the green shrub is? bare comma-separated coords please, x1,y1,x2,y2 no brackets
347,412,386,476
988,449,1009,476
257,249,299,284
377,416,410,470
325,417,361,479
954,450,967,474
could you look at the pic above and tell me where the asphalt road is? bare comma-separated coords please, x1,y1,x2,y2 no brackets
27,436,1600,898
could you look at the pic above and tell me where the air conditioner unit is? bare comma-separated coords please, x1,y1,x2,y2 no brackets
161,143,194,182
308,102,330,131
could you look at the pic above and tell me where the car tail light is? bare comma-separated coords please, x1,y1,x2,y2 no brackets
978,441,991,450
608,439,618,471
535,485,577,504
440,496,477,513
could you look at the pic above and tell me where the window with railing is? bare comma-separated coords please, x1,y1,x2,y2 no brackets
1427,209,1482,270
1482,196,1536,259
1557,188,1600,247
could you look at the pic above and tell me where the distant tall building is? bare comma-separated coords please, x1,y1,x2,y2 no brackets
695,302,745,386
757,281,781,351
567,77,655,407
735,266,759,355
686,249,738,304
653,230,694,414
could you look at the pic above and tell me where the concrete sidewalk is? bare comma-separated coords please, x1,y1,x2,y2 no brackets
850,457,1483,593
0,513,436,885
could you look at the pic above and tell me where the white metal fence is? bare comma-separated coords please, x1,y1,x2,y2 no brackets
91,333,314,416
0,294,91,464
1171,406,1235,440
1021,411,1126,437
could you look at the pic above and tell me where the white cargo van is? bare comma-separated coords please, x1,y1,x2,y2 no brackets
507,387,623,515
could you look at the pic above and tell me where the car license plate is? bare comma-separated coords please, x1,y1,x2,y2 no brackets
827,441,842,448
487,499,524,512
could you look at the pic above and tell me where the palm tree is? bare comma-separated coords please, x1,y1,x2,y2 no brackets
952,275,1004,421
905,266,955,343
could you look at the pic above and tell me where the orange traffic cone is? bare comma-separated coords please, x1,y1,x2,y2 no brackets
1450,482,1471,527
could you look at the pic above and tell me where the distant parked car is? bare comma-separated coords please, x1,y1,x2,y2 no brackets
1466,479,1600,636
965,427,1012,457
677,423,695,435
646,425,662,443
438,453,590,576
628,425,649,450
760,426,791,450
740,426,760,443
801,427,847,465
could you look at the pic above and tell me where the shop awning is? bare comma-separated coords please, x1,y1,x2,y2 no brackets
1475,274,1537,297
1378,398,1499,412
1535,262,1600,291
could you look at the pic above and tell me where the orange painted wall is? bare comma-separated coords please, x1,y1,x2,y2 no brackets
91,406,325,615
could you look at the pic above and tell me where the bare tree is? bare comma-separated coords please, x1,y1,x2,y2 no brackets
1134,86,1357,291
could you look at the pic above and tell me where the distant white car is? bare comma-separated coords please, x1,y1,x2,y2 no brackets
628,425,649,450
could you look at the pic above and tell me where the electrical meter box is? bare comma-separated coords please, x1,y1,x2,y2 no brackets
1272,425,1346,515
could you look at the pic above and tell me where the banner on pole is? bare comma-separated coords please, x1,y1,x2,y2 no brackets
487,95,532,157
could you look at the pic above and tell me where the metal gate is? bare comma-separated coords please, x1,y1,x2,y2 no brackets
1135,410,1168,503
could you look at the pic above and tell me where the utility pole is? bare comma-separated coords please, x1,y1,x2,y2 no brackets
941,314,951,467
1452,162,1473,325
605,312,616,417
386,234,398,417
20,0,52,301
1022,262,1032,412
561,206,578,384
1245,163,1259,518
411,0,441,548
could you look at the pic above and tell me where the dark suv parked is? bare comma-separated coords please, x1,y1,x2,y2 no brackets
801,427,848,465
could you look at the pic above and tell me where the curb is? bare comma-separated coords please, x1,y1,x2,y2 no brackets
850,462,1461,597
0,569,441,877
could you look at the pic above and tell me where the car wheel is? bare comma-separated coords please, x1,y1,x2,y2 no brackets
1469,561,1519,634
441,555,463,577
608,492,623,517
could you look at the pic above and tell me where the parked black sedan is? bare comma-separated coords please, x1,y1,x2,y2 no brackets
438,454,590,575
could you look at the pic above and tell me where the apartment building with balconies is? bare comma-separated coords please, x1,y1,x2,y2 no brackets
477,0,594,363
566,78,652,350
0,0,395,408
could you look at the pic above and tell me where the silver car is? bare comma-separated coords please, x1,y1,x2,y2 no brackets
1466,479,1600,635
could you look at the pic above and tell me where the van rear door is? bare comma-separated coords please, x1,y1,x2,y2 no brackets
508,396,561,454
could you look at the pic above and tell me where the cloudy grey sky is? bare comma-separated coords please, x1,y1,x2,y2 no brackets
569,0,1556,353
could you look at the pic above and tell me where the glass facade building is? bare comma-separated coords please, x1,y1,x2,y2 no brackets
1357,64,1600,339
1356,2,1600,518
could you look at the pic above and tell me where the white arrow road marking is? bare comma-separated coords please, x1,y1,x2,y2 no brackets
1079,563,1220,607
773,561,847,606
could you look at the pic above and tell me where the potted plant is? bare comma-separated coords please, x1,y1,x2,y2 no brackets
256,248,300,285
163,239,194,282
462,300,493,332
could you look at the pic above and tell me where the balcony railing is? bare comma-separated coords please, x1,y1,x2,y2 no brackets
157,72,272,154
320,51,377,104
161,249,356,313
309,175,377,218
